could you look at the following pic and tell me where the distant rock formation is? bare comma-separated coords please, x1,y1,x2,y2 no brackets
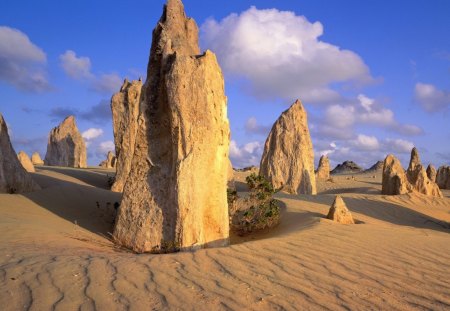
326,196,355,224
426,164,437,183
99,151,116,169
406,148,442,197
31,152,44,165
113,0,230,253
331,161,363,175
235,166,258,173
17,151,35,173
110,79,142,192
0,113,40,193
365,160,383,173
316,155,330,181
259,100,316,194
44,116,87,168
436,166,450,189
382,149,442,197
382,154,412,195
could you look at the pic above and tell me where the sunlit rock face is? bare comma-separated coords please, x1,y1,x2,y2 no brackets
113,0,230,253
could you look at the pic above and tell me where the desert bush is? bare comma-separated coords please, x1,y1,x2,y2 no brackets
229,173,280,236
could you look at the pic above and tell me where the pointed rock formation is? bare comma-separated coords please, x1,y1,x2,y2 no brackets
365,160,384,173
331,161,363,175
426,164,437,183
44,116,87,168
316,155,330,181
113,0,230,253
110,79,142,192
0,114,40,193
17,151,35,173
406,148,442,197
382,154,412,195
436,166,450,189
31,152,44,165
99,151,116,169
259,100,316,194
326,196,355,224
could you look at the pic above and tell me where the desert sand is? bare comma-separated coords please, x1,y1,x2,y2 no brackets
1,167,449,310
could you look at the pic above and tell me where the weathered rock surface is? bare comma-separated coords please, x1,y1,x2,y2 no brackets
436,166,450,189
426,164,437,183
110,79,142,192
31,152,44,165
259,100,316,194
44,116,87,168
381,154,412,195
331,161,363,175
326,196,355,224
0,113,40,193
365,160,384,173
17,151,35,173
99,151,116,169
113,0,230,253
227,159,235,189
406,148,442,198
316,155,330,180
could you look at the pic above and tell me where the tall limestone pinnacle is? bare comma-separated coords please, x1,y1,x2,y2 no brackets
0,113,40,193
113,0,230,253
260,100,317,195
44,116,87,168
110,79,142,192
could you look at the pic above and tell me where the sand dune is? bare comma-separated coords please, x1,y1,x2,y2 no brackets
1,168,450,310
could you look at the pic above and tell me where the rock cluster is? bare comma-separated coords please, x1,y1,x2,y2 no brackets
0,113,40,193
259,100,316,194
113,0,230,253
316,155,330,180
436,166,450,190
17,151,35,173
382,148,442,197
326,196,355,224
99,151,116,169
31,152,44,165
110,79,142,192
44,116,87,168
331,161,363,175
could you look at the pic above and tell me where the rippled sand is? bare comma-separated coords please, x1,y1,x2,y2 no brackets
1,167,449,310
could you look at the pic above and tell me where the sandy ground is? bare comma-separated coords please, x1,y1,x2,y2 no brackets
1,167,450,310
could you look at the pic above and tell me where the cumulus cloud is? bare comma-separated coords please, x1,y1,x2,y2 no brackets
59,50,122,94
95,140,115,158
201,7,373,103
351,134,380,151
414,82,450,112
383,138,414,154
245,117,271,136
0,26,49,92
59,50,93,79
90,73,122,94
82,128,103,141
229,140,264,168
315,94,423,138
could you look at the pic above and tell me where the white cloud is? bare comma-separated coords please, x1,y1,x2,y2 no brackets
90,73,122,94
59,50,122,94
229,140,264,168
201,6,373,103
59,50,93,79
414,82,450,112
95,140,115,158
383,138,414,154
82,128,104,140
352,134,380,151
0,26,49,92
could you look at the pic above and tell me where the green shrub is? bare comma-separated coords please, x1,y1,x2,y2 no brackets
229,174,280,236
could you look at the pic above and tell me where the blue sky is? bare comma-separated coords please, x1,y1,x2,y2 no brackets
1,0,449,168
